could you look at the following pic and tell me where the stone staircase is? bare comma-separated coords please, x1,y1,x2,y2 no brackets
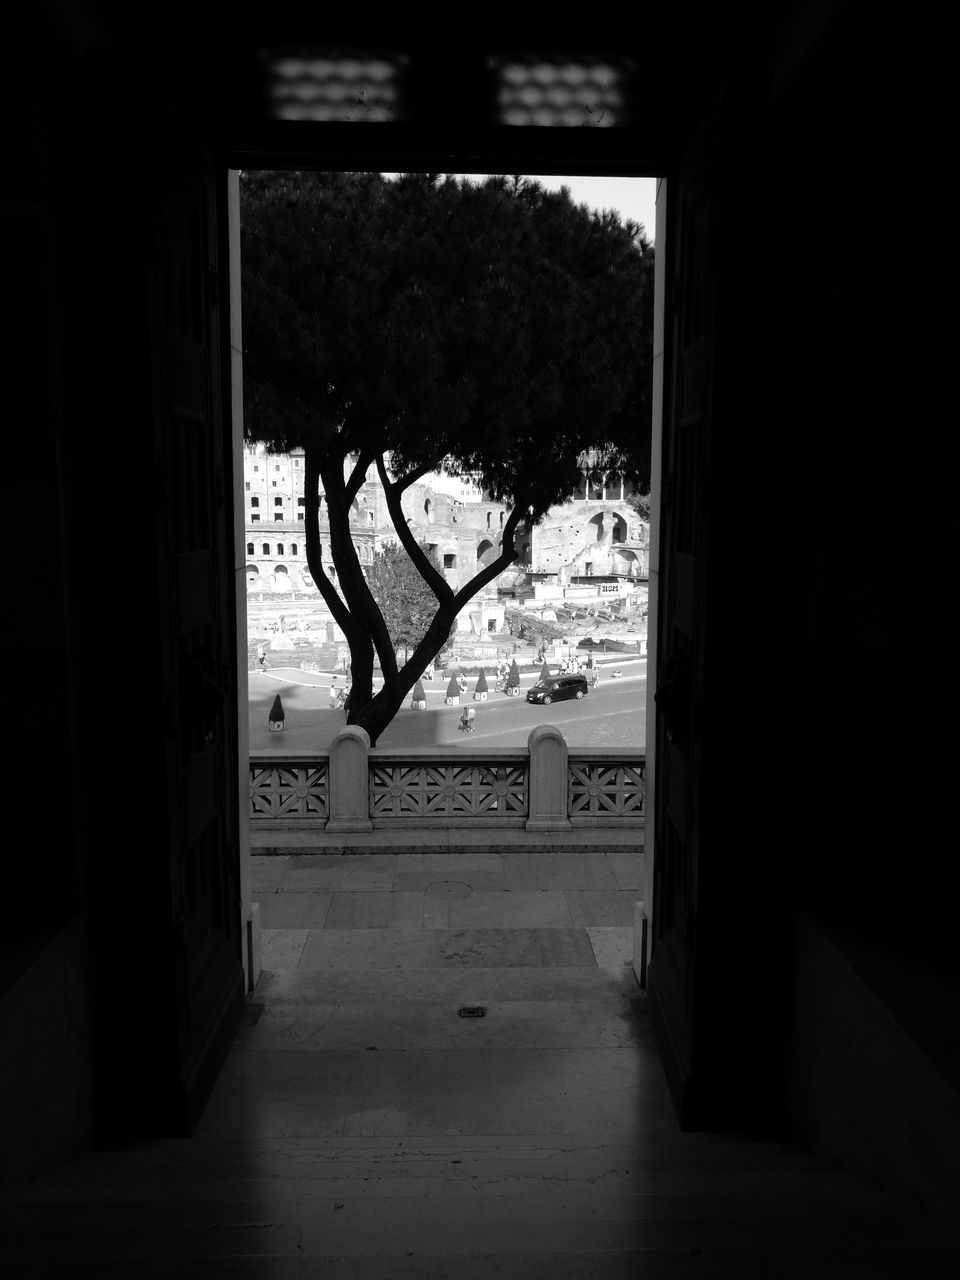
2,852,957,1277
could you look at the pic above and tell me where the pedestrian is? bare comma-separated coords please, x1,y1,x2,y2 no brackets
329,676,339,709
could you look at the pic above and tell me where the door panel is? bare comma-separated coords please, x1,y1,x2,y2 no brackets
148,131,244,1128
647,129,716,1125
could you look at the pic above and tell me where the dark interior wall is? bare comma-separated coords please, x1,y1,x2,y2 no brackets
0,6,94,1185
659,6,959,1134
0,4,193,1180
758,17,960,962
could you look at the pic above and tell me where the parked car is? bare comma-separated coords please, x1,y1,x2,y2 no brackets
526,674,589,705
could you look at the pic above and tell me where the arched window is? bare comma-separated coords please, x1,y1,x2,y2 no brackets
250,496,259,507
499,510,505,528
274,496,283,507
290,543,298,555
277,544,284,555
486,511,492,528
262,543,269,554
246,542,254,555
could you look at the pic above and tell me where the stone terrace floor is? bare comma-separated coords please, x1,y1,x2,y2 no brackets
6,850,957,1276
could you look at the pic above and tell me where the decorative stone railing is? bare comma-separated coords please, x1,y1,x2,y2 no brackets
249,726,645,833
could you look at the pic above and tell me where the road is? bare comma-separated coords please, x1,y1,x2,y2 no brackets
248,660,647,752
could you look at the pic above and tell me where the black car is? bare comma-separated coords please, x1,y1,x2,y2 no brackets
526,675,589,705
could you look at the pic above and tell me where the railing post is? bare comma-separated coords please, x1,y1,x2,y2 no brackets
526,724,571,831
326,726,373,832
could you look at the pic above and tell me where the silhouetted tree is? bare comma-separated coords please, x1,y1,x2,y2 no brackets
366,541,450,664
242,171,653,742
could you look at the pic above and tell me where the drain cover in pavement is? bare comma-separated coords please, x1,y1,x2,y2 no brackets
457,1006,487,1018
425,881,472,899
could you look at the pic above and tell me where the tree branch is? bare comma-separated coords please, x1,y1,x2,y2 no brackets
322,460,399,685
451,503,524,611
344,450,375,506
375,453,453,603
302,445,363,641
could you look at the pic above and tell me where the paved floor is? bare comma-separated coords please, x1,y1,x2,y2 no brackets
5,850,956,1275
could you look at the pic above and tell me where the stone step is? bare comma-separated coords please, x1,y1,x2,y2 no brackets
0,1187,925,1231
255,965,640,1003
233,998,647,1052
1,1204,953,1263
3,1246,958,1280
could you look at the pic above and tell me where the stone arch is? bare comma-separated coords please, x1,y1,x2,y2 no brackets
614,548,639,575
476,538,497,569
610,512,628,544
424,498,434,523
245,564,259,584
589,512,605,543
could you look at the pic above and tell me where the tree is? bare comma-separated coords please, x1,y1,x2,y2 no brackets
625,487,652,523
366,541,450,665
242,171,654,744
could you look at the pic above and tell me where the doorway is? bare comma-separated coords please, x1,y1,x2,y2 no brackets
229,167,663,994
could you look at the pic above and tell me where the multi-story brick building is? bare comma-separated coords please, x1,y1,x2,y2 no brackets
242,445,648,631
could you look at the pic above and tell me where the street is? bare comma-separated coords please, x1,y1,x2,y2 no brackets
248,659,647,752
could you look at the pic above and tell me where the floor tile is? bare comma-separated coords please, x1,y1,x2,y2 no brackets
261,929,310,969
200,1046,663,1139
565,890,638,926
587,926,636,970
256,891,333,929
297,928,597,970
394,857,505,892
534,928,599,967
502,853,621,891
448,890,573,929
607,849,645,890
393,852,505,876
281,854,397,892
250,855,289,891
323,891,438,929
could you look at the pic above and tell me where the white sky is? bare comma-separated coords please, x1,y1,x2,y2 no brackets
518,175,657,242
385,173,658,242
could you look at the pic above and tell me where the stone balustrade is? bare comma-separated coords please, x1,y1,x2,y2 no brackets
249,729,645,833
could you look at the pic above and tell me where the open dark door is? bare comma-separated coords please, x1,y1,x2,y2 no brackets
647,127,717,1127
145,122,244,1130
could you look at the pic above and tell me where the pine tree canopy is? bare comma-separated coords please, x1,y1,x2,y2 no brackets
240,171,653,743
